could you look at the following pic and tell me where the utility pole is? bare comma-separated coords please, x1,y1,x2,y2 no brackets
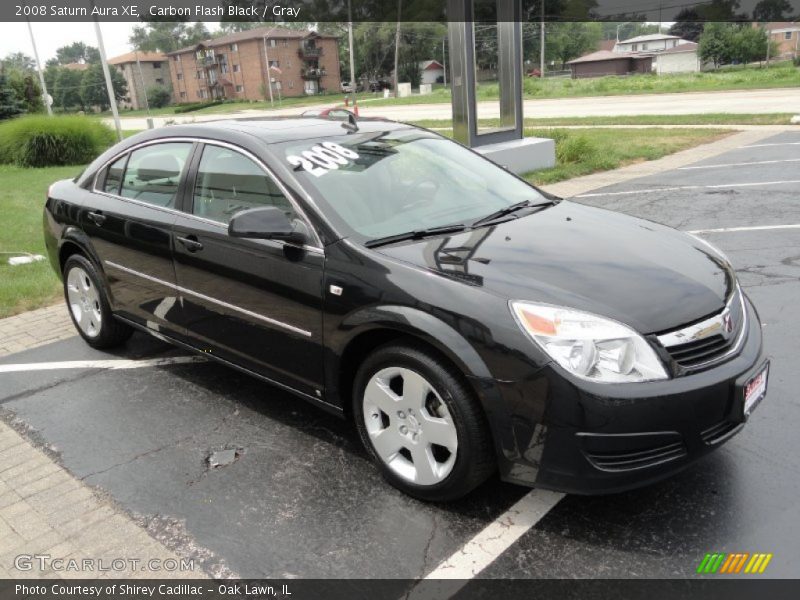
134,49,150,115
539,0,545,77
442,37,447,87
348,0,357,107
26,20,52,116
394,0,402,95
93,19,122,141
262,31,275,107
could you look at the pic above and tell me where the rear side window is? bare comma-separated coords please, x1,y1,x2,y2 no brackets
100,155,127,195
192,145,295,224
120,143,192,208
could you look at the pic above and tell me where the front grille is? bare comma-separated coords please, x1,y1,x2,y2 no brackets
701,420,743,445
658,287,746,371
585,441,688,472
666,334,733,368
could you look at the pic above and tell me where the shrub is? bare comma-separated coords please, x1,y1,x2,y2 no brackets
0,115,115,167
147,86,172,109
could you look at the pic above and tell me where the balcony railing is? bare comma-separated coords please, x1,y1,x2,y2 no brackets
301,67,327,80
298,45,323,59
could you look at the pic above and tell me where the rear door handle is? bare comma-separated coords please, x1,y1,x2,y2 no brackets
86,211,106,226
176,235,204,252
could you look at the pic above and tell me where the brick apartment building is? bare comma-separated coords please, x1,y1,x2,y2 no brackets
108,51,170,110
765,22,800,59
166,27,341,103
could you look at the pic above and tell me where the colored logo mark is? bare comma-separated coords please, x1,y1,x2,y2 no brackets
696,553,773,574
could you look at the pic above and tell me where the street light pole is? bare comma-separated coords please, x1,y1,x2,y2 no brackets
539,0,545,77
25,20,52,116
348,0,357,107
134,49,150,115
93,19,122,141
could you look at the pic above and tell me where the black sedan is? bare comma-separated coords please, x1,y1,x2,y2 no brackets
43,118,768,501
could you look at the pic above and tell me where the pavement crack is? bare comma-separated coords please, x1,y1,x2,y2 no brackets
419,513,439,578
78,433,197,481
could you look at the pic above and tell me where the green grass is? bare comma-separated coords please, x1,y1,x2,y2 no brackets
412,113,795,129
0,165,82,317
522,127,731,185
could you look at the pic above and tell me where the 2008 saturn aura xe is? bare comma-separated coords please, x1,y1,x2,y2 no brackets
43,117,768,501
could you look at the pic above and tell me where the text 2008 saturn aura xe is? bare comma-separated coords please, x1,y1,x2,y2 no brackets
43,118,768,501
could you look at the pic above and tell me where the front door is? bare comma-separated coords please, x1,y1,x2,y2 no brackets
82,141,195,335
171,142,325,398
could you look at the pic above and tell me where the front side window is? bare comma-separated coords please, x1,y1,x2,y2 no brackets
277,130,544,241
192,145,295,225
119,143,192,208
100,155,127,195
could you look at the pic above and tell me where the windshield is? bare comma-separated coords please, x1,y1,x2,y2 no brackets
276,129,546,242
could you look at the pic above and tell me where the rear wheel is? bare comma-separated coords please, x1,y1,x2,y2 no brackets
63,254,133,349
353,342,495,501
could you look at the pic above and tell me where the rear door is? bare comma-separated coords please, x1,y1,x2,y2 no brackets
171,142,325,398
83,141,195,335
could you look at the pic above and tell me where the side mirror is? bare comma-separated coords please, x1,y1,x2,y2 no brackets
228,206,309,246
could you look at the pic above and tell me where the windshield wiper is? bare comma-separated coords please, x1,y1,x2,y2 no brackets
471,199,553,227
364,224,467,249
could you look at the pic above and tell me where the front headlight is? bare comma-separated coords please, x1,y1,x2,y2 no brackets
510,301,669,383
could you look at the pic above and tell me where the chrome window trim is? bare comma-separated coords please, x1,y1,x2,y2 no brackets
104,260,313,338
657,285,748,369
90,136,324,254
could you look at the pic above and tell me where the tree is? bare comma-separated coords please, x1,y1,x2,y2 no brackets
3,52,36,72
53,68,84,111
129,22,210,53
753,0,792,21
547,21,602,69
698,22,735,68
0,70,25,120
147,86,172,108
668,9,705,42
6,69,43,113
50,42,100,66
80,64,127,111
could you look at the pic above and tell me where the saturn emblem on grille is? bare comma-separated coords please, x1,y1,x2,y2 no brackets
723,312,734,335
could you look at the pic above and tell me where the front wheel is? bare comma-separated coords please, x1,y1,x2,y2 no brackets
63,254,133,349
353,342,495,501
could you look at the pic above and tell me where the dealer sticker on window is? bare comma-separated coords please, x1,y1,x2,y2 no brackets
744,363,768,417
287,142,359,177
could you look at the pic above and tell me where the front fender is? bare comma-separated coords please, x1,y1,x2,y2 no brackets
327,304,520,477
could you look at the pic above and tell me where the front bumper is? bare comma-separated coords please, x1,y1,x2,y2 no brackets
500,294,766,494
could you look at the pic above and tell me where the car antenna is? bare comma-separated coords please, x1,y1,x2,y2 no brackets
341,112,359,133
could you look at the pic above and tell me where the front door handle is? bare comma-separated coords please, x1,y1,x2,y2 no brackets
176,235,204,252
86,211,106,226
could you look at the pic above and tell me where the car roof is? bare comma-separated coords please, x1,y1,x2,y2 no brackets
143,117,414,145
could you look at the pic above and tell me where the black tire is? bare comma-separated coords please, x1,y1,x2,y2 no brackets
353,341,495,501
62,254,133,349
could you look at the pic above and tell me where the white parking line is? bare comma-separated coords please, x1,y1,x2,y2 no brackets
688,224,800,234
575,180,800,198
0,356,206,373
678,158,800,170
423,489,564,580
742,142,800,148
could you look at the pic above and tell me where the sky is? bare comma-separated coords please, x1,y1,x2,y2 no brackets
0,21,220,65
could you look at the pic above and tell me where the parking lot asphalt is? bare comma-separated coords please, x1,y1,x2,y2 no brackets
1,130,798,580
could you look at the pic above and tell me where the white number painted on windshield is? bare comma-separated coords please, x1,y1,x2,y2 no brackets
287,143,359,177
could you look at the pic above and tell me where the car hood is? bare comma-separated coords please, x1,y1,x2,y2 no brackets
375,201,735,334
